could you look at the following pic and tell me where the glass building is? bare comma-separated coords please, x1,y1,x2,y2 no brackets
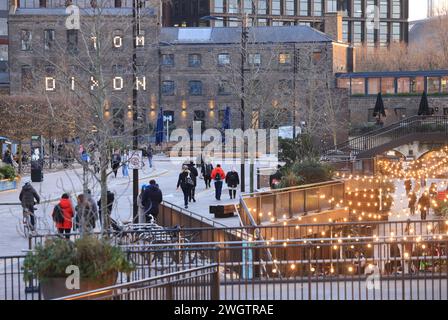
165,0,409,46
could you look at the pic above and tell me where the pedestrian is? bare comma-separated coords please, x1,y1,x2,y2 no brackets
137,184,149,223
177,165,194,209
122,149,129,177
74,194,96,234
418,191,430,220
3,149,13,165
187,161,198,203
141,180,163,222
408,191,417,216
147,144,153,169
111,150,121,178
19,181,40,232
86,189,98,224
201,160,213,189
211,164,226,201
98,190,118,230
404,178,412,195
414,181,421,195
269,165,283,189
55,193,74,239
225,167,240,199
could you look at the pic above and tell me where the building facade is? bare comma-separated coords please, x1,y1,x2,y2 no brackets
164,0,409,46
7,1,352,147
0,1,9,93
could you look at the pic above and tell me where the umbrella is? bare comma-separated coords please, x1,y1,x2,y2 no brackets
418,91,431,116
372,92,386,118
155,107,164,145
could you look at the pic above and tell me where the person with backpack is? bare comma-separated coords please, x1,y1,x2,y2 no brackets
177,165,193,209
53,193,74,239
187,161,199,203
211,164,226,201
225,167,240,199
141,180,163,222
111,150,121,178
201,160,213,189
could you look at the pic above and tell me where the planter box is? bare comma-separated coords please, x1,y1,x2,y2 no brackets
0,177,20,192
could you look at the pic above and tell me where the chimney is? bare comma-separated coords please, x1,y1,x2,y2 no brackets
324,12,343,42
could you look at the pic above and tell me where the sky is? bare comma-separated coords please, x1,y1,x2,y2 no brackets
409,0,428,21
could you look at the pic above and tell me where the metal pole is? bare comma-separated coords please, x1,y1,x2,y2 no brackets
240,14,248,193
132,0,140,222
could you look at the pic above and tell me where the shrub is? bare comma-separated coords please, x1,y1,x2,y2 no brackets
0,165,16,180
0,172,4,180
277,159,334,188
23,236,134,282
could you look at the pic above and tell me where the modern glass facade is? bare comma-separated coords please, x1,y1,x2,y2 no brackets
336,71,448,96
166,0,409,46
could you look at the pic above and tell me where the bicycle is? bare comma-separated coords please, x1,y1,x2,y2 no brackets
22,207,36,238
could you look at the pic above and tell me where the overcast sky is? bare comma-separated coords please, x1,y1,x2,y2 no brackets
409,0,428,21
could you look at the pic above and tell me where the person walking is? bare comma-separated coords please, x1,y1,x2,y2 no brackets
418,191,430,221
74,194,96,234
54,193,74,239
177,165,194,209
211,164,226,201
19,182,40,232
111,150,121,178
225,167,240,199
408,191,417,216
187,161,198,202
404,178,412,196
98,190,118,230
141,180,163,222
137,184,149,223
121,149,129,177
201,160,213,189
3,149,13,165
269,165,283,189
147,144,153,169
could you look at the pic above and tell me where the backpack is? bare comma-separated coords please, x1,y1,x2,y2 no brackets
52,204,65,224
215,172,222,181
186,174,195,186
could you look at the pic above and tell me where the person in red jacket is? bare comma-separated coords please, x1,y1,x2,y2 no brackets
211,164,226,200
56,193,74,239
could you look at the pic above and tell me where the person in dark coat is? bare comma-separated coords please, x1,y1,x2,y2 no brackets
201,161,213,189
225,167,240,199
404,179,412,195
187,161,198,202
177,166,193,209
74,193,96,234
3,150,13,165
141,180,163,222
98,190,118,230
269,165,283,189
408,191,417,216
19,182,40,231
418,191,430,221
111,151,121,178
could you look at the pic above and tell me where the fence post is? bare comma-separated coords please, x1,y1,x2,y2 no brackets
166,284,173,300
211,247,221,300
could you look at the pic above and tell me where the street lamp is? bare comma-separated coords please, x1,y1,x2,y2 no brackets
200,14,249,193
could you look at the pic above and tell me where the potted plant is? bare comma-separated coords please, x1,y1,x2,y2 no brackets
0,164,20,192
23,236,134,300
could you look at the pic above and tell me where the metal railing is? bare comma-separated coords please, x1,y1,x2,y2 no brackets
0,255,40,300
54,264,220,300
329,116,448,155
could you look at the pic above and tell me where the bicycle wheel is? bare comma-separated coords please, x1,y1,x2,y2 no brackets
22,215,30,238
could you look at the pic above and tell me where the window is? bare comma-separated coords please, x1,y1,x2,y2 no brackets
340,0,349,16
392,0,401,18
249,53,261,65
162,81,175,96
0,19,7,36
326,0,337,12
39,0,47,7
0,45,7,64
381,78,395,94
353,22,362,44
44,29,55,51
379,22,388,46
244,0,253,13
285,0,295,15
279,53,291,64
380,0,388,18
353,0,362,17
427,77,440,94
21,65,33,90
218,81,231,95
258,0,267,14
313,0,322,16
337,78,350,90
272,0,281,15
442,77,448,93
257,18,268,26
161,54,175,66
67,30,78,54
21,30,32,51
351,78,365,95
410,77,424,93
397,77,410,94
368,78,380,95
115,0,122,7
300,0,308,15
189,81,203,95
342,21,349,42
312,50,322,64
228,0,239,13
392,23,400,42
188,54,201,67
214,0,224,13
218,53,230,66
214,20,225,27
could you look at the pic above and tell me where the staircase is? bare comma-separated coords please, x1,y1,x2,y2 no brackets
327,116,448,159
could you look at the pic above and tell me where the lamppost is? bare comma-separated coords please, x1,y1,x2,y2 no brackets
201,14,249,193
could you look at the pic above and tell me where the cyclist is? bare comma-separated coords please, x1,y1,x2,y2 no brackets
19,182,40,232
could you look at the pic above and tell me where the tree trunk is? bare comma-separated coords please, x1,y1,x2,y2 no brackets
100,147,109,234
